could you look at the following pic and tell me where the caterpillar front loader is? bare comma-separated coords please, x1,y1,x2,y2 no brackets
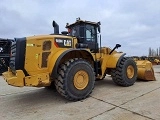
2,18,155,101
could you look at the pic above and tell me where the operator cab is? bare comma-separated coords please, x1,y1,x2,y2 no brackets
66,18,101,53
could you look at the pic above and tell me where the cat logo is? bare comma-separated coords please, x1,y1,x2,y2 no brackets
64,40,71,46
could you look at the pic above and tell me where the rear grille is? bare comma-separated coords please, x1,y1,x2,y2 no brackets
43,41,51,51
41,52,51,68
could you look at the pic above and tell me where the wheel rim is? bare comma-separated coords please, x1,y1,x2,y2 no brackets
74,70,89,90
127,65,134,79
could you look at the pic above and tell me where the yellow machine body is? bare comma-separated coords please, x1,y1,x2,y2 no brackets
2,34,125,87
3,35,76,87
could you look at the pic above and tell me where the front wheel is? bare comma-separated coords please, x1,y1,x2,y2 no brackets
55,58,95,101
111,57,137,87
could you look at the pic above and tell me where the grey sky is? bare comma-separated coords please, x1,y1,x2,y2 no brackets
0,0,160,56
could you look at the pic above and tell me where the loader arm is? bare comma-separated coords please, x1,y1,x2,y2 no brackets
99,52,125,79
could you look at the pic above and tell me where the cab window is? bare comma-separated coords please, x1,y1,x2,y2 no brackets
86,24,96,42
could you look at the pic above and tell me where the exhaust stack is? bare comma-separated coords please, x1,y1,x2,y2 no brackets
52,21,59,34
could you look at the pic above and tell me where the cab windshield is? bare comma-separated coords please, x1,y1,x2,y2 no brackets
69,24,97,42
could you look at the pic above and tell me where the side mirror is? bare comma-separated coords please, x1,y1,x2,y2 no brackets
97,22,101,33
109,44,121,55
98,26,101,33
115,44,121,49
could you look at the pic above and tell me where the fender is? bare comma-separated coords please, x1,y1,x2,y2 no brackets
50,49,94,79
116,53,126,66
105,53,126,68
48,49,67,75
100,53,126,79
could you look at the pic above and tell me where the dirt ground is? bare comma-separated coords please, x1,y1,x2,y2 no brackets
0,65,160,120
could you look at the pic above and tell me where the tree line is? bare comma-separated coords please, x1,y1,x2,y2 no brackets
148,47,160,57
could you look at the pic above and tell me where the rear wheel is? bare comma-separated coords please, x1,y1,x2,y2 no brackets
111,57,137,86
55,58,95,101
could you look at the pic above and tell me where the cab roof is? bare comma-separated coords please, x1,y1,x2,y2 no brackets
66,18,100,28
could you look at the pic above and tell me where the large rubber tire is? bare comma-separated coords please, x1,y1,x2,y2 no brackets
55,58,95,101
111,57,137,87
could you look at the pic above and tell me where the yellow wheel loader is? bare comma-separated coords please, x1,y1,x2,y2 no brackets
2,18,155,101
